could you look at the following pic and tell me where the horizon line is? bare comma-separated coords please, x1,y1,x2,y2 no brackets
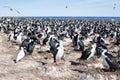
1,16,120,18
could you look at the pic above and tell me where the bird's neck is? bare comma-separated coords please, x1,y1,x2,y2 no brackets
59,40,63,47
102,49,107,56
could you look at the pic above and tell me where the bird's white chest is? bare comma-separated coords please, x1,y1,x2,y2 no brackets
56,42,64,59
16,35,22,43
113,32,117,42
76,40,80,49
16,47,25,62
101,55,110,68
10,33,15,41
88,48,95,59
10,33,22,44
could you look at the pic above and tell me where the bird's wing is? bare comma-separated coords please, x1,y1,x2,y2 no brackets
3,6,13,11
3,6,11,8
105,53,119,69
80,47,91,59
14,9,21,14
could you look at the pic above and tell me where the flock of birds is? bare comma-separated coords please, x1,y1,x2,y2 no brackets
2,2,117,14
0,17,120,72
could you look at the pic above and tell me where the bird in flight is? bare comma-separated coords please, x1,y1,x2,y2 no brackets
3,6,21,14
113,3,116,10
65,6,68,8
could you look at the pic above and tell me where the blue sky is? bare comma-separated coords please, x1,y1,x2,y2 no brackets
0,0,120,17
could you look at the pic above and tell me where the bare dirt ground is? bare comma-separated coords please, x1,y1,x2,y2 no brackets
0,32,120,80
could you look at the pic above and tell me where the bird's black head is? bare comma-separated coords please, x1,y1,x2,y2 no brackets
42,34,51,45
58,33,65,40
30,36,40,44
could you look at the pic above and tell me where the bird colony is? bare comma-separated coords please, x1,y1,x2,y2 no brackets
0,17,120,80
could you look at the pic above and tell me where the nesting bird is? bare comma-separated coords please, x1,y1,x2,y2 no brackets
42,32,56,45
100,48,119,71
8,31,23,45
113,32,120,45
13,37,36,63
72,32,84,51
80,43,97,60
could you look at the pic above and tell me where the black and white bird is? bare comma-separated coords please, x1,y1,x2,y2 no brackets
37,32,45,39
96,44,108,58
19,37,30,49
45,27,51,34
93,34,106,47
80,43,97,60
8,31,23,45
113,32,120,45
13,38,36,63
100,49,119,71
25,39,35,55
42,32,56,45
44,33,65,65
42,35,50,45
72,32,84,51
55,35,64,65
94,34,102,43
113,32,117,42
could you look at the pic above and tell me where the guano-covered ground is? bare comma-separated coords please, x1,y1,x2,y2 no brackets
0,32,120,80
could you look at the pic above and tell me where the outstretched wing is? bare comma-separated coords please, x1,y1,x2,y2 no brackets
14,9,21,14
3,6,13,11
3,6,11,8
3,6,21,14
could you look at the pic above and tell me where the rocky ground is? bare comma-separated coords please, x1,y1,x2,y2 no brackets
0,32,120,80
